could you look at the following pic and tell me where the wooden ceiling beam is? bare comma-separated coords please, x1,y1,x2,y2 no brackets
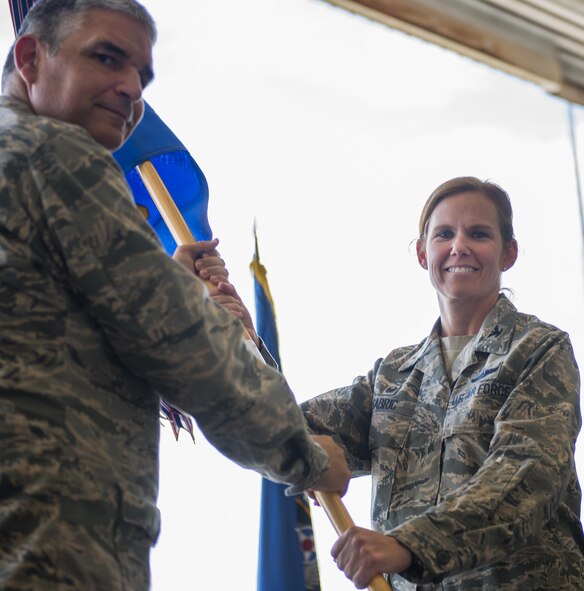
321,0,584,106
483,0,584,41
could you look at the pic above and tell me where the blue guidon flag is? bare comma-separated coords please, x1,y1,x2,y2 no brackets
8,0,209,441
113,102,212,252
251,231,321,591
114,102,213,440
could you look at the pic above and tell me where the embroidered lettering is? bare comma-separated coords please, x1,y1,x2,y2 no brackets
450,382,513,408
372,397,398,411
450,387,477,407
477,383,513,397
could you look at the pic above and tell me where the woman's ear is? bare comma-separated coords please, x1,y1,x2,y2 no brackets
416,239,428,270
501,239,518,272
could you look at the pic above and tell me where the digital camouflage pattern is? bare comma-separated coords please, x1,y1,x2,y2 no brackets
302,294,584,590
0,96,330,591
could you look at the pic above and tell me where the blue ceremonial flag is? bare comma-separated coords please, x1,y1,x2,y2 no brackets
251,233,321,591
113,102,212,254
113,103,212,438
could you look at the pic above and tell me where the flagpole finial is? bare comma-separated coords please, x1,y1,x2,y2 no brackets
253,218,260,263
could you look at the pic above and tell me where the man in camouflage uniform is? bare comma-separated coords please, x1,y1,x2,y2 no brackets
0,1,350,590
302,294,584,590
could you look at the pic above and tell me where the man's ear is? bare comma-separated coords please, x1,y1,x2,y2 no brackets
13,35,44,89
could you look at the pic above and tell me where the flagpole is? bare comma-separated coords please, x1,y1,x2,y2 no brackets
135,161,263,358
137,161,202,249
140,163,391,590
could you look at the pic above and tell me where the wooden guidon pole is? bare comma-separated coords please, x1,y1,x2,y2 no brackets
136,160,262,353
136,161,197,247
314,491,392,591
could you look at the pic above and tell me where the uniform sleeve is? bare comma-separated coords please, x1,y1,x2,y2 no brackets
390,331,581,582
300,359,384,474
31,129,330,490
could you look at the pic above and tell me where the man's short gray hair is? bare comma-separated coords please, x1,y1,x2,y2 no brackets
2,0,156,90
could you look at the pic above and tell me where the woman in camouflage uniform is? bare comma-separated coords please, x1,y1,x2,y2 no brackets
301,177,584,590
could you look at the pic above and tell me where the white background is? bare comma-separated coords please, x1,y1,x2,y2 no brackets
1,1,584,589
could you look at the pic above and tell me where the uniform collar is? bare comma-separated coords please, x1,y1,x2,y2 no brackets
399,294,517,375
472,294,517,355
0,95,34,115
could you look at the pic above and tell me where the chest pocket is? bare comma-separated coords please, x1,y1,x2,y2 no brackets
440,377,515,498
370,370,421,526
370,371,421,451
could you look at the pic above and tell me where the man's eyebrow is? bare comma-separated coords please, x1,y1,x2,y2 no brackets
91,40,129,58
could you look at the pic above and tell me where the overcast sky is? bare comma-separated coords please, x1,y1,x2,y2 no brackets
1,0,584,589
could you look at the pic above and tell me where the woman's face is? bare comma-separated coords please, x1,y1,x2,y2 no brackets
417,191,517,309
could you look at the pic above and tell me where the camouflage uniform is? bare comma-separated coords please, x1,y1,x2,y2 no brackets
302,294,584,590
0,96,329,591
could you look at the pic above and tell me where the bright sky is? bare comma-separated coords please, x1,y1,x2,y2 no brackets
1,0,584,589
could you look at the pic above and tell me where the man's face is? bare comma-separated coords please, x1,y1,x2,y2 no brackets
28,8,154,150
